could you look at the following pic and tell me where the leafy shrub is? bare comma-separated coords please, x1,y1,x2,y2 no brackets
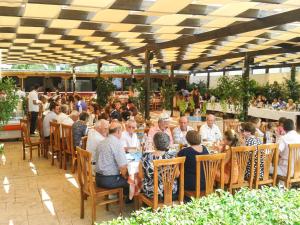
95,77,115,108
99,187,300,225
0,77,19,126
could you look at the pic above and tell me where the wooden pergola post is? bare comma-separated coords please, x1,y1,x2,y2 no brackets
170,64,174,117
207,71,210,89
291,65,296,82
97,61,102,78
72,67,76,93
144,50,151,120
242,54,252,120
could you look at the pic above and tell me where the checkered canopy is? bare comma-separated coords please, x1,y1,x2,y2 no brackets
1,0,300,70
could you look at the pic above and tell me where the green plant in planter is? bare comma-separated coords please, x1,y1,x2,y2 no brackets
213,75,258,121
160,84,176,111
0,77,19,126
284,78,300,102
100,187,300,225
132,80,146,114
0,143,4,155
95,77,115,108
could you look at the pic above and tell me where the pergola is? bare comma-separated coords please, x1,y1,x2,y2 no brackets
1,0,300,118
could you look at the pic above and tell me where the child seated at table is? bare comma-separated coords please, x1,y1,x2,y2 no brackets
215,130,239,184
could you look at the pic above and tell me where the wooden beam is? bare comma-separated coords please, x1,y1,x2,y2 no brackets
155,46,300,68
207,72,210,89
74,8,300,67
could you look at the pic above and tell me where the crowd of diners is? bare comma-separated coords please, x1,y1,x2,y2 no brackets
251,95,297,111
26,84,300,203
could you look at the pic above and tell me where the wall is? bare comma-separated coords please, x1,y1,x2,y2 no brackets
189,71,300,88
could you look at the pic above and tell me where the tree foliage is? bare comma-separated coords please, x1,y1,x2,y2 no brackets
160,84,176,110
0,77,19,126
95,77,115,108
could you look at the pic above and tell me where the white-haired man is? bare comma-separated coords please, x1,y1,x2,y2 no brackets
200,114,222,142
86,119,109,165
121,119,139,151
173,116,193,146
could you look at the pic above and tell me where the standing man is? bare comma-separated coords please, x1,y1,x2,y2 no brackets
28,84,41,135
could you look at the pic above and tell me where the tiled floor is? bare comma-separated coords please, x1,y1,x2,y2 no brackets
0,141,133,225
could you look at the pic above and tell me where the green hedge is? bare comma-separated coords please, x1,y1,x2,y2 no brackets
100,187,300,225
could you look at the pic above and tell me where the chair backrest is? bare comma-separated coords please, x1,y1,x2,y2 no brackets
230,146,256,188
287,144,300,180
255,144,279,186
20,119,31,145
37,116,45,139
77,147,94,195
81,136,88,150
50,121,61,150
195,153,226,197
152,157,186,208
61,124,74,154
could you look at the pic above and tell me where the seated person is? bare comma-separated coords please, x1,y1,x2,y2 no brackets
215,130,239,184
43,102,60,138
74,95,87,112
110,101,122,121
240,122,263,180
127,99,138,116
141,132,177,199
146,113,174,148
278,119,300,176
272,98,280,109
278,98,287,109
276,117,286,137
72,112,89,147
86,119,109,165
286,99,296,111
249,117,264,139
173,116,193,146
57,104,70,124
200,114,222,143
121,119,139,152
177,130,209,191
96,121,129,195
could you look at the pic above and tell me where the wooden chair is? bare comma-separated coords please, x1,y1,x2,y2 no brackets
254,144,279,189
50,121,62,168
61,124,76,172
77,147,123,224
138,157,186,210
37,115,49,158
277,143,300,188
20,119,42,161
185,153,226,199
81,136,88,150
229,146,256,193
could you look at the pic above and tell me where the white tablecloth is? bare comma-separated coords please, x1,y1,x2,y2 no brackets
207,103,300,123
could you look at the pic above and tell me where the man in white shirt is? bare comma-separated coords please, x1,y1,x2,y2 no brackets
200,114,222,142
121,119,140,151
278,119,300,176
16,86,26,99
86,119,109,165
28,84,41,134
57,104,70,124
173,116,193,146
43,102,60,138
